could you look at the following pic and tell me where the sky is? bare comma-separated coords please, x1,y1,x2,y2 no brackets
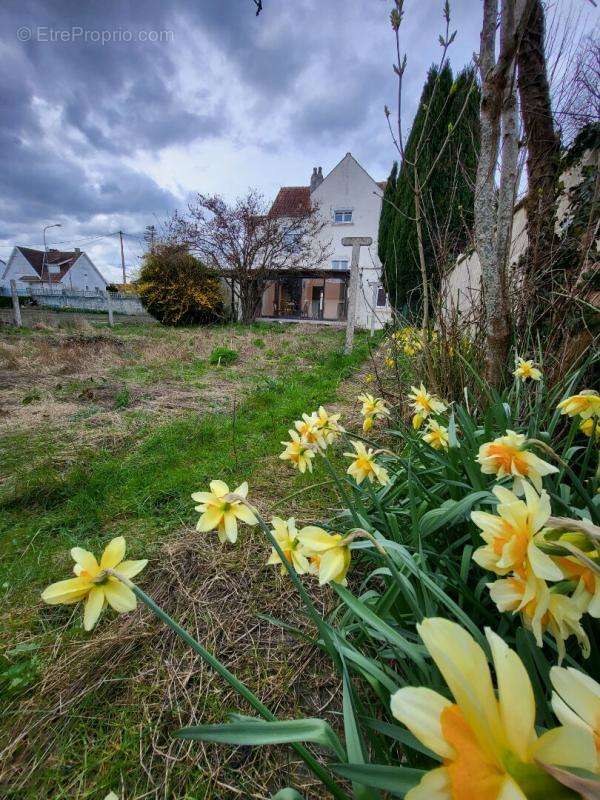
0,1,594,282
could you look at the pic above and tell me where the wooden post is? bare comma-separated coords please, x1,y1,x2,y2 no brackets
10,280,22,327
370,282,378,337
106,291,114,327
342,236,372,354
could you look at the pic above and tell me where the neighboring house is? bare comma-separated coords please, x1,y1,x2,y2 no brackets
1,246,108,293
260,152,392,328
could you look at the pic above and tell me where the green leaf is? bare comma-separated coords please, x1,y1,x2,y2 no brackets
419,490,491,537
341,665,380,800
361,717,439,760
332,764,425,796
175,718,347,761
333,583,427,667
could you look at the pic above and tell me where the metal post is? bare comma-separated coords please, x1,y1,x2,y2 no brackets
10,280,22,327
342,236,372,354
106,290,114,327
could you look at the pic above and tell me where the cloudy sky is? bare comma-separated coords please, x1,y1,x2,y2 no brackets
0,1,593,282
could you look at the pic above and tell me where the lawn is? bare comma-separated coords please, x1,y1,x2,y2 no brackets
0,319,378,799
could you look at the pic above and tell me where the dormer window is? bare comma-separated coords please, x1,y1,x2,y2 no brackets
333,209,352,224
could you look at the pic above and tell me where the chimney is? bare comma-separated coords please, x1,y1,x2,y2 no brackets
310,166,324,192
74,247,81,255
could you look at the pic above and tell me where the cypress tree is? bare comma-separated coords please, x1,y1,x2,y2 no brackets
380,63,480,314
377,161,398,285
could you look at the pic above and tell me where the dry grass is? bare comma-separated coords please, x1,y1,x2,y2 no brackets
1,532,341,799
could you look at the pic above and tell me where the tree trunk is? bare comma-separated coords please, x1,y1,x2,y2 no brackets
517,0,560,286
496,0,520,312
475,0,511,387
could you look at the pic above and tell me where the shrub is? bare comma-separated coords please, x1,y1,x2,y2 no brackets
137,245,224,327
208,346,238,366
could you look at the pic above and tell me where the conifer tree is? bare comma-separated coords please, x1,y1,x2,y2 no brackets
377,161,398,282
380,63,480,313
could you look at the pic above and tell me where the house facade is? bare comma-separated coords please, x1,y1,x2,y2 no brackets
260,153,392,328
1,247,108,293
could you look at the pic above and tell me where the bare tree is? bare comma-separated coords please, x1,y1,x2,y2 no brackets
168,191,330,324
474,0,535,386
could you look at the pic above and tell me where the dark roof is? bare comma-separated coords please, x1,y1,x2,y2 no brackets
17,246,81,283
377,181,386,191
268,186,312,217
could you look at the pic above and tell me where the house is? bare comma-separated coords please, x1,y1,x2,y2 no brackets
1,246,108,293
260,153,392,328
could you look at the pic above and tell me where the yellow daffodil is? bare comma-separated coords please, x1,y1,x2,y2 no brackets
390,618,597,800
358,393,390,419
364,373,375,384
295,526,351,586
266,517,310,575
344,440,389,486
471,483,563,580
358,393,390,433
476,430,558,495
422,420,450,450
558,390,600,420
412,412,425,430
513,357,542,382
279,431,316,474
580,417,600,439
41,536,147,631
555,551,600,617
314,406,344,444
488,569,590,660
551,666,600,763
408,383,446,417
294,412,325,449
192,480,257,544
385,356,395,369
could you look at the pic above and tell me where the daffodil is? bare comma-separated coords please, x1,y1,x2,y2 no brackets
558,390,600,420
385,356,395,369
364,373,375,384
412,412,425,430
279,431,316,474
41,536,147,631
344,440,389,486
358,393,390,422
408,383,446,417
471,483,563,580
422,420,449,450
476,430,558,494
488,569,590,660
555,551,600,617
513,357,542,382
550,666,600,763
314,406,344,444
295,526,351,586
390,618,597,800
192,480,257,544
580,417,600,439
266,517,310,575
294,412,325,449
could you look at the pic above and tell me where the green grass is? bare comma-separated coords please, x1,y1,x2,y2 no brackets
1,326,374,625
0,324,377,798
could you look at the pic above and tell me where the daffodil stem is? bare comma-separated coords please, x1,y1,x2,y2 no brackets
320,452,363,528
528,439,600,524
108,571,351,800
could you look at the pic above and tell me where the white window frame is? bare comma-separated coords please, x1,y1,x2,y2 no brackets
333,209,353,224
331,259,349,271
376,285,387,307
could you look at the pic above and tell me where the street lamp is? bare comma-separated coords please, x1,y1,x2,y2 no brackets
42,223,61,285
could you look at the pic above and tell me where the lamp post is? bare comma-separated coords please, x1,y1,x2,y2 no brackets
42,223,61,286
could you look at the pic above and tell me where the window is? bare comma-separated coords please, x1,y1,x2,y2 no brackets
331,259,349,271
333,209,352,223
376,286,387,307
282,230,300,252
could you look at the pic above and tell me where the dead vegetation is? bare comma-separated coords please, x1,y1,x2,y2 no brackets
1,496,343,800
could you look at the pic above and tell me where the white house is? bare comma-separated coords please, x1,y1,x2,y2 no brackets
1,246,108,293
260,153,392,328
